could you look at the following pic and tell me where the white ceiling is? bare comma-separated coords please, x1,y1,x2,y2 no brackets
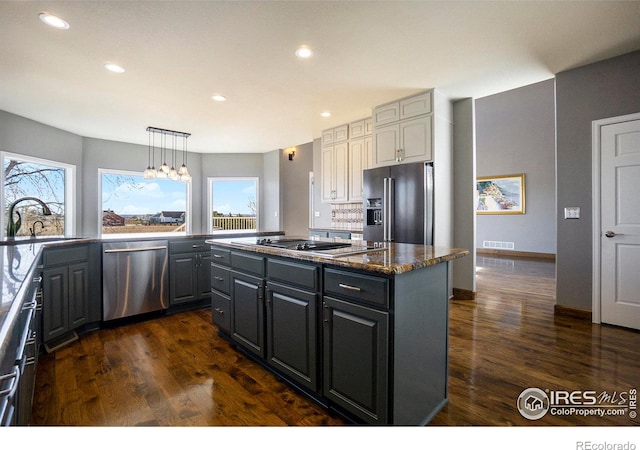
1,1,639,154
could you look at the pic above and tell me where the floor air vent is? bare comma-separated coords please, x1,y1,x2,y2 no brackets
482,240,515,250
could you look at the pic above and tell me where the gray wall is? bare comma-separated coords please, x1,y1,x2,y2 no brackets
556,50,640,310
475,79,557,254
0,110,84,234
281,141,313,236
452,98,476,294
1,110,283,236
261,149,281,232
201,152,271,233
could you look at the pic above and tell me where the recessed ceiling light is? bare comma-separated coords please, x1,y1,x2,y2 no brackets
38,12,70,30
104,63,125,73
212,95,227,102
320,112,331,118
295,46,313,59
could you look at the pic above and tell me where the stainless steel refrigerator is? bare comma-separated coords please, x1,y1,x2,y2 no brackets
363,162,434,244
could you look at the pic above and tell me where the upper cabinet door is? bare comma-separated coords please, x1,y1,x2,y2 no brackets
373,102,400,127
334,124,349,143
322,129,334,146
399,91,432,120
400,115,432,163
349,120,366,139
373,124,400,167
348,138,365,202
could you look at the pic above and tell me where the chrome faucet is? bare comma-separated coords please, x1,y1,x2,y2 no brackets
6,197,52,238
30,220,45,238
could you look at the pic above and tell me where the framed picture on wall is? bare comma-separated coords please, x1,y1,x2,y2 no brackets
476,173,525,214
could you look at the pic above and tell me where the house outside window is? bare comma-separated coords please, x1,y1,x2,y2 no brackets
1,152,75,238
209,177,258,233
100,169,190,237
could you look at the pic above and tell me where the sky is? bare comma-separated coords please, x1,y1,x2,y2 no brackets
100,174,257,216
212,179,257,215
101,174,188,215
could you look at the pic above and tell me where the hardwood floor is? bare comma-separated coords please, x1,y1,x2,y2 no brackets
32,255,640,426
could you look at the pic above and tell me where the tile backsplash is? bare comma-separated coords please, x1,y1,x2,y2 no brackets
331,203,363,231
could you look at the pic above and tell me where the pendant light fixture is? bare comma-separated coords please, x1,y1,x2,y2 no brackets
145,127,191,183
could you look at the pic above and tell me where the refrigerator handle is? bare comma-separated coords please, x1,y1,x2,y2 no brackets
388,177,395,241
383,178,388,241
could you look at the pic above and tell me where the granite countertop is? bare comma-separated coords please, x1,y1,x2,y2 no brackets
207,237,469,276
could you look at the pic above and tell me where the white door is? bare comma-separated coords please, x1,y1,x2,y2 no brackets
595,113,640,330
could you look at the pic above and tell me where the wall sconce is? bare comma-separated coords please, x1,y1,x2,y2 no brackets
288,147,296,161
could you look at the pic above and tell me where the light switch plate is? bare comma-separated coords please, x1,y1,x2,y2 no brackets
564,206,580,219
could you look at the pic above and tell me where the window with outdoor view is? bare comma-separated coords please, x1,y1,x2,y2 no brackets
209,177,258,233
100,169,189,236
2,152,75,238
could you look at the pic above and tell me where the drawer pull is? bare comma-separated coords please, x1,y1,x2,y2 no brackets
192,244,204,248
213,254,225,259
338,283,362,292
214,276,225,281
214,308,224,316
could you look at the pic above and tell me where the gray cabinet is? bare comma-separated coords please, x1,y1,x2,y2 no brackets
229,251,266,358
266,258,320,392
41,244,100,344
169,239,212,308
322,268,389,424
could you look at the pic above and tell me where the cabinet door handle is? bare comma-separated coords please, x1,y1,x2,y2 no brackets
322,302,329,327
338,283,362,292
265,287,272,305
214,308,224,316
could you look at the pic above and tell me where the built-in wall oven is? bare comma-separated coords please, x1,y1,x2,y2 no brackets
102,240,168,321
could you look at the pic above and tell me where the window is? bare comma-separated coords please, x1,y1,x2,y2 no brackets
1,152,75,238
100,169,190,237
209,177,258,233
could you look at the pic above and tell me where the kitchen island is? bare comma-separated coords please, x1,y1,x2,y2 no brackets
206,236,468,425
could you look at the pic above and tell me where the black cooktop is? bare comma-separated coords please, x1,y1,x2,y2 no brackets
254,238,351,251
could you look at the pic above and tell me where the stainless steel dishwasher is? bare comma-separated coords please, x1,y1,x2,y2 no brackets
102,240,169,321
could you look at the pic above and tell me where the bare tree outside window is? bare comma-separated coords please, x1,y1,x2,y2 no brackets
3,157,67,237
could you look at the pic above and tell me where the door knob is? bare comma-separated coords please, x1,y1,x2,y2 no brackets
604,231,617,238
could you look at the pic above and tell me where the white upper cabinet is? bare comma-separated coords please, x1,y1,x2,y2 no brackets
348,136,372,202
321,141,348,203
372,90,444,167
321,119,372,203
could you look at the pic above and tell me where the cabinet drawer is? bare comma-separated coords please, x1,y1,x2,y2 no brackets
231,251,264,277
211,247,231,266
211,264,231,295
267,258,319,291
399,91,432,119
211,291,230,332
170,239,207,254
42,245,89,266
324,268,389,308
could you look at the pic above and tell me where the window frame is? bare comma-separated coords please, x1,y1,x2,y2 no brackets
1,151,76,238
98,168,192,237
208,177,259,234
